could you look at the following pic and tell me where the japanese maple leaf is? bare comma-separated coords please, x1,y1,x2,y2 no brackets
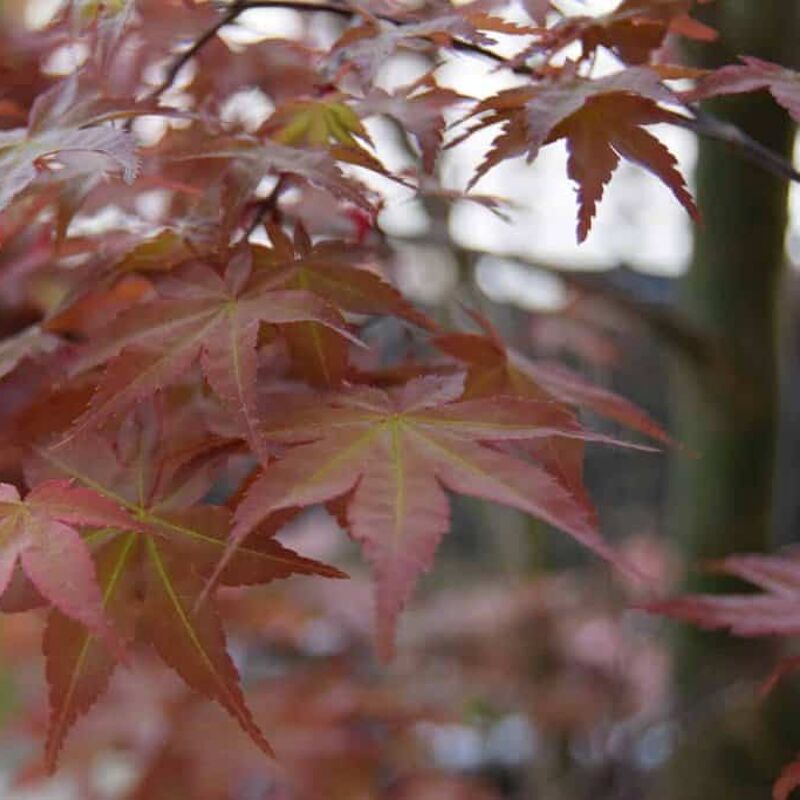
434,313,664,524
260,96,402,186
646,553,800,638
252,223,435,386
169,135,379,212
0,126,138,214
645,551,800,800
0,480,137,653
687,57,800,123
522,0,551,25
265,96,373,149
646,551,800,694
774,759,800,800
42,516,341,771
539,0,715,65
217,375,633,658
357,79,467,173
434,311,670,443
65,248,360,451
0,74,144,213
461,67,698,240
26,417,345,770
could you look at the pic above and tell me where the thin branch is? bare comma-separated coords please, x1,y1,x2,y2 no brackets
671,108,800,184
242,174,288,240
221,0,374,18
524,259,717,370
146,1,248,103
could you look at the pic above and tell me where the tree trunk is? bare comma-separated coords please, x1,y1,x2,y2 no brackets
656,3,799,797
670,0,797,695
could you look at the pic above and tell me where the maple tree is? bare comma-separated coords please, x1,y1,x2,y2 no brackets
0,0,799,797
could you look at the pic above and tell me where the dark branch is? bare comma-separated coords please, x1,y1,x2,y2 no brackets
242,174,288,240
147,1,248,103
671,108,800,185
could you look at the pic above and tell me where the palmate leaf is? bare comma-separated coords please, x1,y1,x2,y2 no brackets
252,224,435,386
257,225,433,329
261,97,402,190
0,125,138,213
0,73,146,213
65,249,360,450
775,759,800,800
27,422,345,770
0,480,137,656
266,97,373,149
687,56,800,123
434,310,670,443
646,553,800,637
645,552,800,800
434,312,664,529
168,136,379,212
434,325,592,516
553,92,699,241
460,67,698,240
531,0,716,65
522,0,551,25
43,533,137,772
356,79,467,173
217,374,634,658
328,1,537,83
44,524,338,770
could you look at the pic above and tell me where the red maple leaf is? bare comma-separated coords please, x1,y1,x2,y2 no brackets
645,551,800,800
24,407,344,770
252,222,435,386
434,310,669,442
646,552,800,637
687,56,800,123
212,374,635,658
65,247,360,452
0,480,138,657
459,67,699,240
538,0,716,65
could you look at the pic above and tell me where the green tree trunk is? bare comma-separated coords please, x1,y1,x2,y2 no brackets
656,3,799,797
670,0,797,694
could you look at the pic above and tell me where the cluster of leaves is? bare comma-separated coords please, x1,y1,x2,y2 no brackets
0,0,799,793
0,525,671,799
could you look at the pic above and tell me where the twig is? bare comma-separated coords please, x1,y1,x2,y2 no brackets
242,174,288,240
222,0,377,19
671,108,800,184
146,0,248,103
